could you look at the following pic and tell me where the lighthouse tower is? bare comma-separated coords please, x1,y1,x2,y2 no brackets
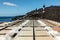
42,5,46,18
42,5,45,13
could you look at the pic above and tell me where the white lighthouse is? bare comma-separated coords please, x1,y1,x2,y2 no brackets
42,5,45,13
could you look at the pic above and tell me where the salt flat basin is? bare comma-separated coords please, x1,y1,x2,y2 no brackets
13,27,54,40
5,26,16,29
35,27,54,40
13,27,33,40
35,27,48,35
53,27,60,33
0,27,4,29
0,20,55,40
0,30,10,37
35,37,54,40
0,30,10,34
18,27,33,36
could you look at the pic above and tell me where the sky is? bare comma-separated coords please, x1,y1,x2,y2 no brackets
0,0,60,16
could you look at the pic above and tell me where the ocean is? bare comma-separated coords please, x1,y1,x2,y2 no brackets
0,17,13,22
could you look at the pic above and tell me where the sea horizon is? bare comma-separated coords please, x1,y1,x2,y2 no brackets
0,16,14,22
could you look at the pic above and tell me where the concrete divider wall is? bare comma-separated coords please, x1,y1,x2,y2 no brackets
37,20,46,26
47,20,60,26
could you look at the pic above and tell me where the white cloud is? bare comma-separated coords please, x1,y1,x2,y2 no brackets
3,2,17,6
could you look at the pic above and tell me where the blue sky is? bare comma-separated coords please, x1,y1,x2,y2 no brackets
0,0,60,16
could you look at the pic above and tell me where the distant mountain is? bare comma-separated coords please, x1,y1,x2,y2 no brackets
12,6,60,22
